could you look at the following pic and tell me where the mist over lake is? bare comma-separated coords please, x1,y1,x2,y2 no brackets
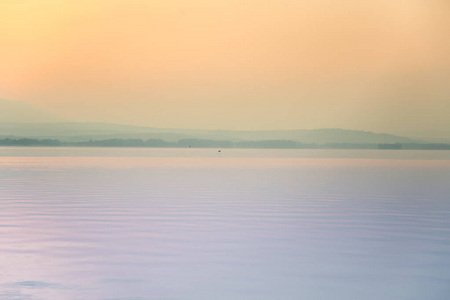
2,0,450,298
1,148,449,300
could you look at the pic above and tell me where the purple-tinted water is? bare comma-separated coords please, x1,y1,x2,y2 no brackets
1,148,450,300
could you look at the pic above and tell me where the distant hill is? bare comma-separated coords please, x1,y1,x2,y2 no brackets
0,122,423,144
0,99,425,144
197,128,423,144
0,99,65,123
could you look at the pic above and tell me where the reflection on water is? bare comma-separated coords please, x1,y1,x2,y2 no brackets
1,148,450,300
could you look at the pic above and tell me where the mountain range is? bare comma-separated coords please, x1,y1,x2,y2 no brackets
0,99,429,144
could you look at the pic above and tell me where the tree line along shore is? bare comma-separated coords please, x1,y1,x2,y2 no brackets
1,137,450,150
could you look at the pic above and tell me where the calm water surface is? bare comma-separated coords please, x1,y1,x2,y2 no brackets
1,148,450,300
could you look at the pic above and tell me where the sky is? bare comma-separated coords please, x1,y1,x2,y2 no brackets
0,0,449,137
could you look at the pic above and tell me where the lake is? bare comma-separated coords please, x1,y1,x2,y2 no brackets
1,148,450,300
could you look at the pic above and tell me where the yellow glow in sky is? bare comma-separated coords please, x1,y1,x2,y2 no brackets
1,0,449,136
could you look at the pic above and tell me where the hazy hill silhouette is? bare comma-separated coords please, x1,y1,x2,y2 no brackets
0,99,65,123
0,99,424,144
0,122,423,144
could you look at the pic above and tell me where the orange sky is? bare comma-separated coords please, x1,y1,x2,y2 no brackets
1,0,449,136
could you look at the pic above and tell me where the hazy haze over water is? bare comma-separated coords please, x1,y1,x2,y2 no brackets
2,1,450,298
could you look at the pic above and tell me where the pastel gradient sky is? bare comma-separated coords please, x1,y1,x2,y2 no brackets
1,0,449,136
